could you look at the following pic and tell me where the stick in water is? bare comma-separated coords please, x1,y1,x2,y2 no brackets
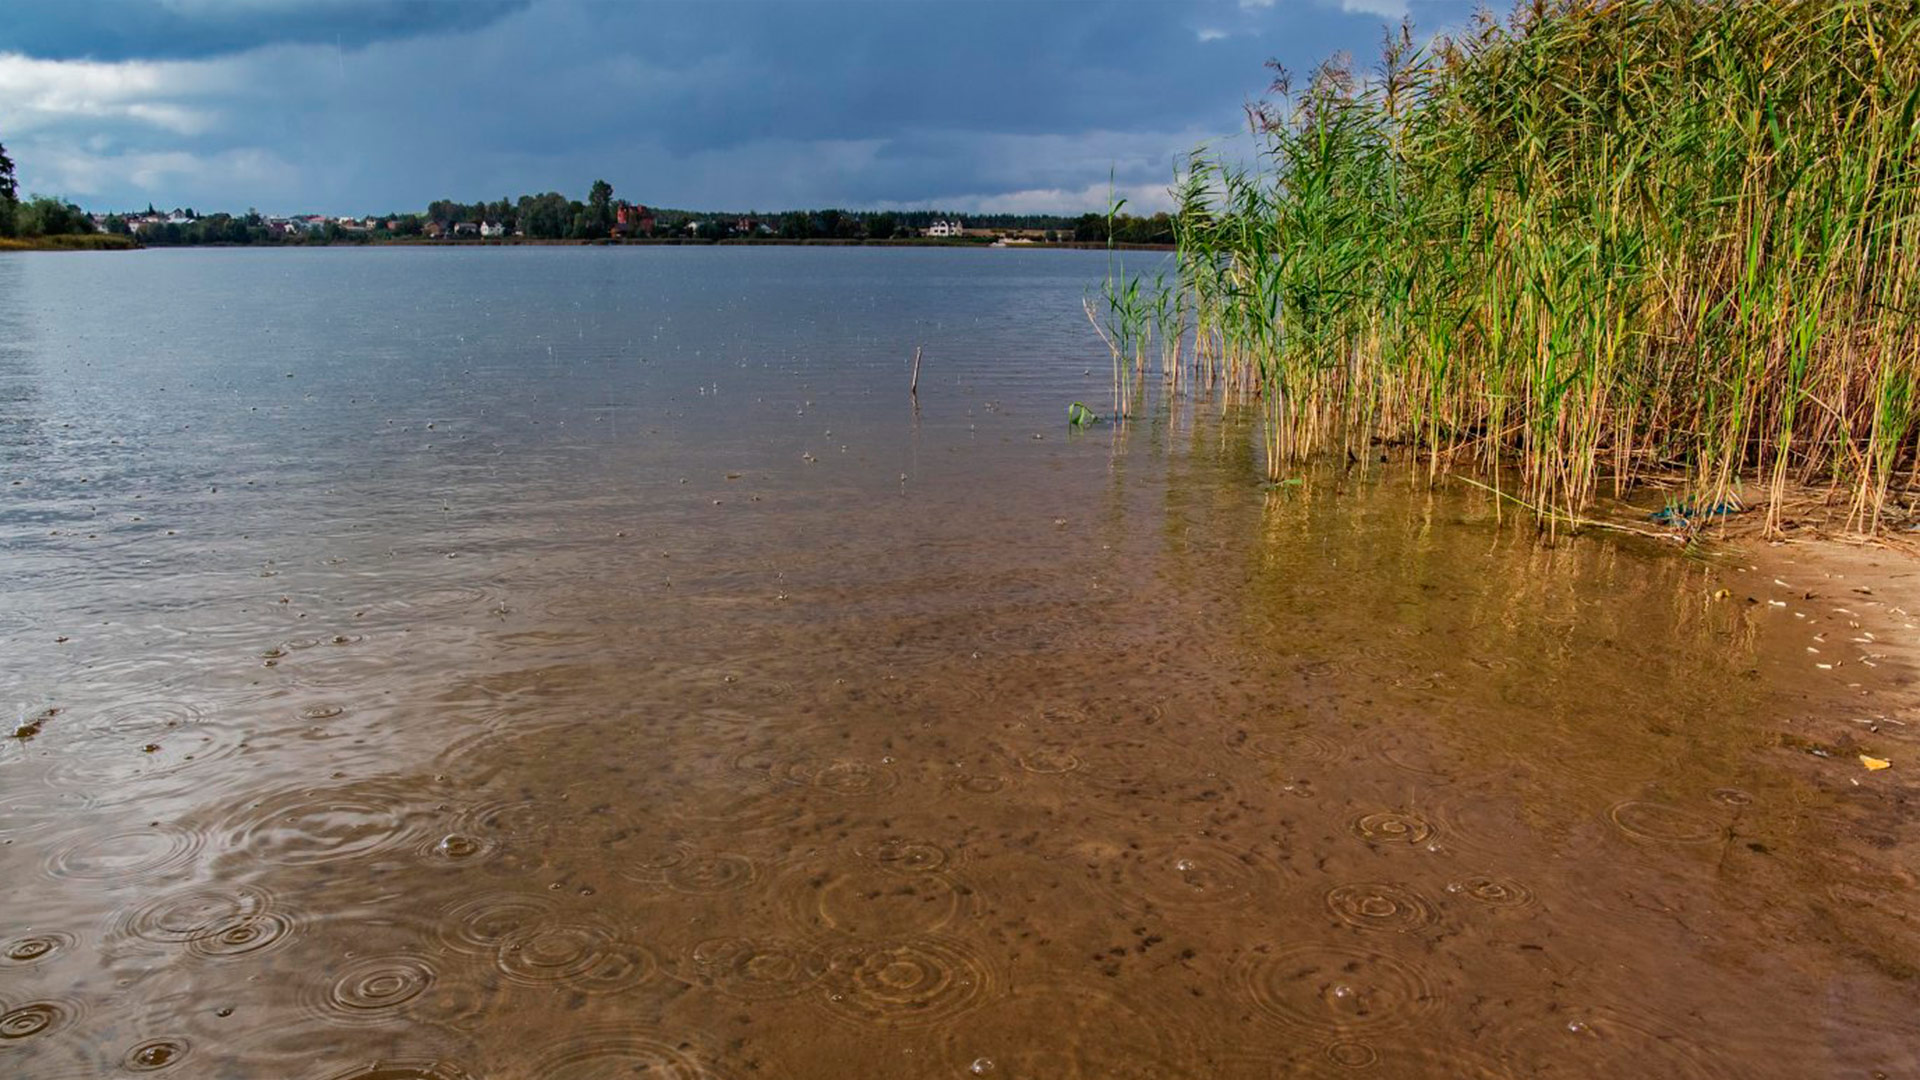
910,346,923,397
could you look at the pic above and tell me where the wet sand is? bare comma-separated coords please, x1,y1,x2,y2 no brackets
2,248,1918,1079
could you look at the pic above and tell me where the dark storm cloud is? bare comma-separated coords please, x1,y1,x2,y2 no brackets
1,0,529,60
0,0,1480,214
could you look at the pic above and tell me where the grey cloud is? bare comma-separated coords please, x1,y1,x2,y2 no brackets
0,0,529,61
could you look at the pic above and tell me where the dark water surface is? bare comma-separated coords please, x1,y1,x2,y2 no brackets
2,247,1916,1078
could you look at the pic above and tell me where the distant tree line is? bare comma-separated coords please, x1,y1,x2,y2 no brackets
415,180,1093,242
0,158,1167,247
1069,211,1176,245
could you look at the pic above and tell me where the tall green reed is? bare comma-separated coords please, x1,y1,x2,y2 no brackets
1097,0,1920,532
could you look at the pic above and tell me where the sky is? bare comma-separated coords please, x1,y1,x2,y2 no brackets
0,0,1478,217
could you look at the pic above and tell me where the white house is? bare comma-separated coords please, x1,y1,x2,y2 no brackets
479,221,505,238
924,218,964,238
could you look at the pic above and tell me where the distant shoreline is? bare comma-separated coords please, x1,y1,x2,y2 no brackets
370,236,1177,251
5,234,1176,253
29,236,1174,253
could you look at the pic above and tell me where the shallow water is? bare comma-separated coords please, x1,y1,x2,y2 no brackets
2,247,1916,1079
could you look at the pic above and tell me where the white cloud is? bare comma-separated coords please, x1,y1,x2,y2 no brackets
16,141,294,201
0,52,238,136
1196,27,1230,42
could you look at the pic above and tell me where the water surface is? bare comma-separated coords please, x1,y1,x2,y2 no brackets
2,247,1915,1078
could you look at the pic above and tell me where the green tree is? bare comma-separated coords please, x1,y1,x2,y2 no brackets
587,179,614,235
0,137,17,237
16,196,92,237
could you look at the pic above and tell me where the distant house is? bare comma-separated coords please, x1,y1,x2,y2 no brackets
479,221,505,238
423,221,447,239
614,202,656,236
924,218,964,238
452,221,480,238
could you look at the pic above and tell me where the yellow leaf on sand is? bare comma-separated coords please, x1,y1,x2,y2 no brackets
1860,755,1891,771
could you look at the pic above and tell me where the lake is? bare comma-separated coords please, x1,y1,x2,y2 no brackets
1,246,1914,1078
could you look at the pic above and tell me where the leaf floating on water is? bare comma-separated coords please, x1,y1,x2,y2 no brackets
1860,755,1891,771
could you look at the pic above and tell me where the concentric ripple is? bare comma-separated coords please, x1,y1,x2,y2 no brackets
123,1037,190,1072
664,852,760,894
115,884,279,946
1224,726,1340,765
854,837,956,874
422,832,492,862
223,783,423,865
497,920,656,993
2,931,74,966
316,955,438,1024
0,999,79,1043
774,855,974,935
766,758,900,796
438,892,558,955
48,824,201,882
92,699,208,736
1606,801,1722,844
458,799,558,845
1325,1040,1379,1068
1237,944,1441,1036
682,936,829,1000
817,937,993,1028
1447,875,1537,908
186,910,296,959
529,1029,711,1080
1352,810,1435,847
947,772,1010,795
1325,882,1437,932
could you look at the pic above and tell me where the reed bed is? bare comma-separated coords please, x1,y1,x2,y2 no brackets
1103,0,1920,532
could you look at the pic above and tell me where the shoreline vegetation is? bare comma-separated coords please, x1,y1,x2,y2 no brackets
0,233,138,251
1092,0,1920,537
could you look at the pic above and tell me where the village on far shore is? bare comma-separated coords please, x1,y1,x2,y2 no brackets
98,207,1002,242
97,195,1175,247
79,181,1178,248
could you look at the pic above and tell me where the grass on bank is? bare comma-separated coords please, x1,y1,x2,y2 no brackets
1100,0,1920,534
0,234,139,252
